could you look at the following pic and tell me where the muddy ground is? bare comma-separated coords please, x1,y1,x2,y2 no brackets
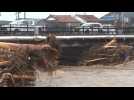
33,60,134,87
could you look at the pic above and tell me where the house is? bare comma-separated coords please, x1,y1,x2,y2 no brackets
37,15,100,28
37,14,101,32
100,12,134,27
37,15,81,28
74,15,99,23
14,18,41,25
0,20,11,26
121,12,134,27
37,15,83,32
100,12,118,25
99,12,118,25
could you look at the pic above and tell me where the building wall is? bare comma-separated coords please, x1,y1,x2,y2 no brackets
44,22,81,32
45,22,81,28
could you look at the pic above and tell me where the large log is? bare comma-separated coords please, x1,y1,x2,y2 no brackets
0,34,60,87
0,41,59,71
0,61,10,66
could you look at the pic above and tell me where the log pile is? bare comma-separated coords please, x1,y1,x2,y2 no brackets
0,34,59,87
81,38,134,66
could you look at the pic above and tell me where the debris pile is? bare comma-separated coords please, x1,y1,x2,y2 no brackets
81,38,134,66
0,34,59,87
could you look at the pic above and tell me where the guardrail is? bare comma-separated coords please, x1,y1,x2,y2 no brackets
0,26,134,36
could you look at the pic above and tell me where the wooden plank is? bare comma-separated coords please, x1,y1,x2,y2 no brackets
0,61,10,65
104,38,117,48
86,58,107,63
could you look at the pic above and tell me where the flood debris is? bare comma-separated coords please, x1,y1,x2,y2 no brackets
0,33,59,87
81,38,134,66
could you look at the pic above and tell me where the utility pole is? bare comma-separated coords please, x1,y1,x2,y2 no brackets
24,12,26,19
117,12,122,28
121,12,125,34
121,12,126,41
17,12,19,20
116,12,122,34
16,12,21,20
16,12,19,20
15,12,17,20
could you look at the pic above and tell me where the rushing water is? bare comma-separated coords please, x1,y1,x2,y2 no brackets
11,60,134,87
32,63,134,87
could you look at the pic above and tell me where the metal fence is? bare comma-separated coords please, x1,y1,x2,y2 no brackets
0,26,134,36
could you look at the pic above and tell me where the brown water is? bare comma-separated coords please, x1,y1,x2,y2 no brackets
32,61,134,87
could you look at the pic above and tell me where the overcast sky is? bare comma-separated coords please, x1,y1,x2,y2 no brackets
0,12,109,21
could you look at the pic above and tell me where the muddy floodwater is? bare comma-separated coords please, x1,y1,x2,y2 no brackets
31,61,134,87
